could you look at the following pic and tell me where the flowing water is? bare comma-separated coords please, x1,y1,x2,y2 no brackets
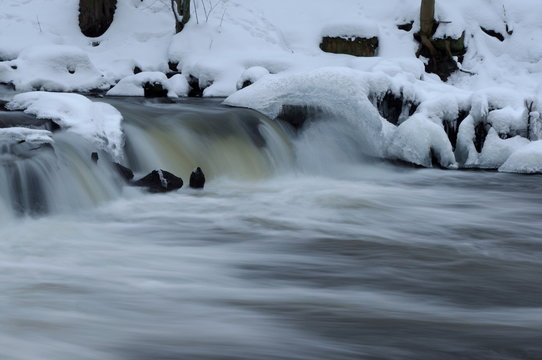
0,98,541,360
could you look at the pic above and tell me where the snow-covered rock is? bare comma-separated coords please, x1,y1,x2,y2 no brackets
387,114,457,168
0,45,107,92
226,67,385,156
106,71,188,98
478,128,529,169
0,127,53,146
236,66,270,90
6,92,124,160
499,141,542,174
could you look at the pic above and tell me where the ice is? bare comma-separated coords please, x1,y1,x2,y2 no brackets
6,92,124,160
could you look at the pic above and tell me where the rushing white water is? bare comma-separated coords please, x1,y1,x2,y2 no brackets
1,98,541,360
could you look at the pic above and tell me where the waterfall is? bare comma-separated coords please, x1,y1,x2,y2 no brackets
0,98,298,216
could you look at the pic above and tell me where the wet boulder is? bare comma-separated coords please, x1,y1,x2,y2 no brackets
114,162,134,181
189,167,205,189
143,82,168,98
133,169,183,193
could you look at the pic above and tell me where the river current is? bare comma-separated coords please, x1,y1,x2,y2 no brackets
1,98,541,360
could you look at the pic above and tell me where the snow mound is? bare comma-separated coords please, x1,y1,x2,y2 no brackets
387,114,457,168
478,128,529,169
6,92,124,159
236,66,270,90
0,45,107,92
225,67,385,156
499,140,542,174
106,71,188,97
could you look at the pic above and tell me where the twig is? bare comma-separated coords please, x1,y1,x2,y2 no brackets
36,16,42,33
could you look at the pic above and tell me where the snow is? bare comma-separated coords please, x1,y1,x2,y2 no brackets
499,140,542,174
6,92,124,160
106,71,189,98
478,128,529,169
321,23,379,39
0,45,107,92
0,127,53,145
225,67,385,156
236,66,270,90
387,114,457,168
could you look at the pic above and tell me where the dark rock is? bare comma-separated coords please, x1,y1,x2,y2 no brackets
372,91,418,126
133,66,142,74
397,22,414,32
276,104,324,129
474,122,489,153
91,152,99,163
166,71,181,79
91,41,100,47
114,162,134,181
79,0,117,38
240,80,252,89
187,75,208,97
320,36,379,57
443,109,469,151
133,169,183,193
168,61,179,72
10,65,17,70
506,24,513,36
143,82,168,98
480,27,505,42
189,167,205,189
426,32,467,81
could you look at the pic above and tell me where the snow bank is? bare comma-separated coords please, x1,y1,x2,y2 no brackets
106,71,189,97
0,45,107,92
6,92,124,159
499,141,542,174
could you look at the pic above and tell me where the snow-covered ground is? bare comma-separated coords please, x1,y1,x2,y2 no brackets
1,0,542,172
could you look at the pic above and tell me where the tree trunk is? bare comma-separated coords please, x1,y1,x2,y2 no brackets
79,0,117,37
420,0,435,39
172,0,191,33
418,0,436,57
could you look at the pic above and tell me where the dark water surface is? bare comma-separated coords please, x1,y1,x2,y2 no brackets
1,169,541,360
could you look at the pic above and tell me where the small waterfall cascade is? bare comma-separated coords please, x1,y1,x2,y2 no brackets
0,98,300,217
113,98,296,181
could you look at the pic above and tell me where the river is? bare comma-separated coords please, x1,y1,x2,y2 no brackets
1,98,541,360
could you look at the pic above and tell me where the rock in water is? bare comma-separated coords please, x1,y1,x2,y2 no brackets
189,167,205,189
114,163,134,181
133,169,183,193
